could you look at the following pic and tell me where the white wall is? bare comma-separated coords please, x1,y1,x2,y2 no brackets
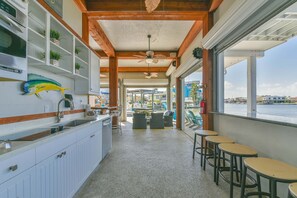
63,0,82,37
0,67,87,118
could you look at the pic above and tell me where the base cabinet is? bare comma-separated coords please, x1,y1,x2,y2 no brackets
0,121,104,198
0,167,36,198
36,144,77,198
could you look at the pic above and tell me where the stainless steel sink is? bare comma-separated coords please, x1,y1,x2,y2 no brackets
63,119,91,127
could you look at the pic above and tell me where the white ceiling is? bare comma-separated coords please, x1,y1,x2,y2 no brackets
98,20,195,51
100,59,172,67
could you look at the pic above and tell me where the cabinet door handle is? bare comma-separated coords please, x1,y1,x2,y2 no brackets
90,134,95,138
57,154,63,158
9,164,18,172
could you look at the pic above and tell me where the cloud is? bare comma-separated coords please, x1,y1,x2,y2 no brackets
258,82,297,96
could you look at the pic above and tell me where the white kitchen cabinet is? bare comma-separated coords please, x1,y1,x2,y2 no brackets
74,51,100,95
76,122,102,187
0,167,36,198
35,143,77,198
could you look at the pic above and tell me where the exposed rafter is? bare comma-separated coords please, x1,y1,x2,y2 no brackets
86,0,209,12
209,0,223,12
73,0,87,13
87,11,208,21
177,21,203,57
101,67,168,73
89,20,115,57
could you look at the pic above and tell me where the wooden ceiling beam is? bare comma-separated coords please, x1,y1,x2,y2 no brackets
177,21,203,57
86,0,209,12
101,67,168,73
87,11,208,21
209,0,223,12
73,0,87,13
115,51,176,59
89,19,115,57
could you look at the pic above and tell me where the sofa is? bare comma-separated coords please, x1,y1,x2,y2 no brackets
133,113,147,129
150,113,164,129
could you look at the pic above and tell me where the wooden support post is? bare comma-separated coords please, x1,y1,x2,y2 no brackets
175,58,182,130
109,56,118,125
82,13,89,44
202,13,214,130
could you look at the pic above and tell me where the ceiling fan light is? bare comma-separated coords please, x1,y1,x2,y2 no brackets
145,58,154,64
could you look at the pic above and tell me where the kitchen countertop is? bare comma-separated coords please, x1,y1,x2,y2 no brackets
0,115,110,160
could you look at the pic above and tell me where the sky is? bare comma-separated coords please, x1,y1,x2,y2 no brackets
224,36,297,98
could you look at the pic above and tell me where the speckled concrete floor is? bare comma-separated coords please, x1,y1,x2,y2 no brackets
75,122,241,198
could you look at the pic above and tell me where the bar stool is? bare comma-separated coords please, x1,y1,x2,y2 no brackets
217,143,258,198
289,183,297,198
204,136,235,182
241,157,297,198
192,130,218,167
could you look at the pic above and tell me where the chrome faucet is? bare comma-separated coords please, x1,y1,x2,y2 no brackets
0,140,12,150
57,98,74,123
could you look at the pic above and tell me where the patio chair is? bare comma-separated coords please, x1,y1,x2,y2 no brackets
150,113,164,129
187,110,203,127
164,110,174,127
132,113,147,129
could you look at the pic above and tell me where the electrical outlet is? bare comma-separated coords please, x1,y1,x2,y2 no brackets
44,105,50,113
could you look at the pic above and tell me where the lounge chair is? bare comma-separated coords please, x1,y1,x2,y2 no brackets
133,113,147,129
187,110,203,127
150,113,164,129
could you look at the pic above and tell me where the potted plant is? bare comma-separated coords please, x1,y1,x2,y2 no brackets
192,47,203,59
75,63,81,74
75,48,80,55
50,29,60,45
50,50,61,66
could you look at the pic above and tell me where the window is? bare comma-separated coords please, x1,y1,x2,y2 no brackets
219,2,297,124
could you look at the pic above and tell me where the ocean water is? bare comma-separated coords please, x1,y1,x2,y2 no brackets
224,104,297,124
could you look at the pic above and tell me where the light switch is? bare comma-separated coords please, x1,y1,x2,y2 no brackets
44,105,50,112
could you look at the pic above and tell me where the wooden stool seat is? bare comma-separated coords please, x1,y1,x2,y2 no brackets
195,130,218,137
244,158,297,181
219,143,257,157
289,183,297,198
206,136,235,144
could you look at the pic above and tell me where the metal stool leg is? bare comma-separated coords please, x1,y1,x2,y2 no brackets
256,174,262,198
213,144,218,182
192,134,197,159
270,180,277,198
230,155,234,198
200,136,204,167
234,156,240,182
203,141,208,171
240,166,247,198
216,148,221,185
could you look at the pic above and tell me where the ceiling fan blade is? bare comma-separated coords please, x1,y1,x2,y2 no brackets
133,54,146,58
100,74,107,78
152,59,159,64
144,72,149,75
151,73,158,77
139,52,147,56
145,75,152,79
154,54,167,58
138,59,145,63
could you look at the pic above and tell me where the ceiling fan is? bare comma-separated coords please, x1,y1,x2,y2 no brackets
144,64,158,79
134,35,166,64
145,0,161,13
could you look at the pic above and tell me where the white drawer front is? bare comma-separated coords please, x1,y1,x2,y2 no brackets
0,149,35,185
36,132,76,163
76,122,100,140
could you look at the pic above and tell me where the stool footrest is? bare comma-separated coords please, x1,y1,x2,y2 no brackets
244,191,280,198
219,169,257,188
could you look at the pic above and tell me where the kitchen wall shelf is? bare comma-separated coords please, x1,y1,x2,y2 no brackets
27,0,100,95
